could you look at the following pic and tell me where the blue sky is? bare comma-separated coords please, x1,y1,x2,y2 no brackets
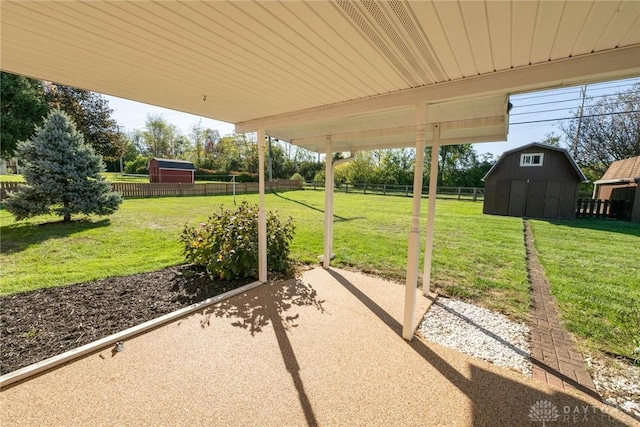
105,76,639,158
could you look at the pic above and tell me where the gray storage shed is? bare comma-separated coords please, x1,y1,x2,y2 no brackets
483,143,587,220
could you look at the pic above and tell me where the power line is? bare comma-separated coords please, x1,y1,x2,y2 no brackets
512,89,640,109
512,80,639,101
510,109,640,125
510,98,639,116
512,105,592,117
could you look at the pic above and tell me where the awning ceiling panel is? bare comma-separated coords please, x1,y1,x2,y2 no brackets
270,94,509,152
2,1,639,150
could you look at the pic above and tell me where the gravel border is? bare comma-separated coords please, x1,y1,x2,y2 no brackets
586,355,640,420
417,298,532,376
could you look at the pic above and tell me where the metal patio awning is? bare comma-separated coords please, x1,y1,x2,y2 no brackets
2,1,639,142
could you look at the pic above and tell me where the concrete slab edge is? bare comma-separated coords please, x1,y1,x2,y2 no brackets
0,279,265,388
413,292,438,337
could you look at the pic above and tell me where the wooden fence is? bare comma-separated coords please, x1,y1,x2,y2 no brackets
0,182,21,200
0,180,302,200
303,181,485,201
575,198,631,220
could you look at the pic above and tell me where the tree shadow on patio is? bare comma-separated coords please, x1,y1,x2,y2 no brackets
202,278,326,427
201,278,326,334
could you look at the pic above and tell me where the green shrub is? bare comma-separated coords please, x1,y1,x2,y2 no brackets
290,172,305,184
124,155,150,174
180,201,295,280
233,172,259,182
313,170,325,183
194,168,227,182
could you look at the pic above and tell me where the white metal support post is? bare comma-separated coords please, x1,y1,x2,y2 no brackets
423,123,441,295
403,104,426,340
257,129,267,283
323,137,333,269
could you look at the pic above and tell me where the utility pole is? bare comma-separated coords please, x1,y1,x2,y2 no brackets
117,125,124,175
573,85,587,157
268,136,273,182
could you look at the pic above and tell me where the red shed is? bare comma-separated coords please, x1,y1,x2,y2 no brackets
148,158,195,184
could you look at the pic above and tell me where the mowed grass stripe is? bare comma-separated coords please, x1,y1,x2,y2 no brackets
529,219,640,360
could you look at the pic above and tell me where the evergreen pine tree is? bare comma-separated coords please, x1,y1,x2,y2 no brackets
3,109,122,222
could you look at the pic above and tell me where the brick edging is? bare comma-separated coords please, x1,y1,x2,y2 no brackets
524,219,599,399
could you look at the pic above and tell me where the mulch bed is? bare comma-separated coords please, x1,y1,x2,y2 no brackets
0,266,255,375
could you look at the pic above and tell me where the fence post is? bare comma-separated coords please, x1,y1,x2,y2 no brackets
472,188,478,202
457,187,462,200
607,200,614,218
383,184,387,196
363,183,367,194
576,199,582,218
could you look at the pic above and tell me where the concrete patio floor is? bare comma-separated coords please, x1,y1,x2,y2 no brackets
1,267,636,426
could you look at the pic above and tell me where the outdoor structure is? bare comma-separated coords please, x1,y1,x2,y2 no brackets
483,143,587,220
0,159,21,175
2,1,639,340
148,158,195,184
593,156,640,223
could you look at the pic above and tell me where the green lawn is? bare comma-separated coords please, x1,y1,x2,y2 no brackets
102,172,148,182
0,191,530,319
530,219,640,360
0,174,25,182
3,190,639,357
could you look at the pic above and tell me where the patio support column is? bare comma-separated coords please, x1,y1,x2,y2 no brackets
323,137,333,269
257,128,267,283
422,123,440,295
403,104,426,340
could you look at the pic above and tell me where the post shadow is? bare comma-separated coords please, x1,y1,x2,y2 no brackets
325,269,628,426
265,297,319,427
271,191,365,222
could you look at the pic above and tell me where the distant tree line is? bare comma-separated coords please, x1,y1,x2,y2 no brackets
0,71,495,188
4,70,637,190
327,146,495,188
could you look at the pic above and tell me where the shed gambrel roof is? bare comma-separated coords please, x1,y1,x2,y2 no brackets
482,142,588,182
595,155,640,184
151,158,195,171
